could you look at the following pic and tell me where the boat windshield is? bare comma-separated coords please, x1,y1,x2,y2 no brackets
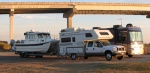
99,40,111,46
129,31,143,43
43,34,50,38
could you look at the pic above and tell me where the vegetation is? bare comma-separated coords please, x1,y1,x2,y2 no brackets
0,42,10,51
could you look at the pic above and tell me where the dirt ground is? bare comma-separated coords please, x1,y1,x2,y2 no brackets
0,52,150,73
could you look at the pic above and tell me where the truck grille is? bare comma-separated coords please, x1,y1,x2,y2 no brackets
117,47,124,51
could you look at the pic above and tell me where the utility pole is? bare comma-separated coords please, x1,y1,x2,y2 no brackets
70,0,71,2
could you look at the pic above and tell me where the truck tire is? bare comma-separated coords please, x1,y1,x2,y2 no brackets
71,53,77,60
117,56,124,60
36,55,43,58
105,52,112,61
128,55,133,58
39,55,43,58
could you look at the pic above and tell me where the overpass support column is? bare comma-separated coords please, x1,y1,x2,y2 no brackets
9,9,14,41
67,17,72,28
63,8,76,28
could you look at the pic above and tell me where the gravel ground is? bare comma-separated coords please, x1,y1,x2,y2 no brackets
0,52,150,73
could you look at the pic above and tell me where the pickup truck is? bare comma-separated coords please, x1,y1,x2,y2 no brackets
67,40,126,61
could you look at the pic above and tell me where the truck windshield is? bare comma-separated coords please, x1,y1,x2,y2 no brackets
129,31,143,43
99,40,111,46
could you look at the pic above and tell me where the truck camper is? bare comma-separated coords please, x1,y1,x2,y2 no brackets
59,27,126,61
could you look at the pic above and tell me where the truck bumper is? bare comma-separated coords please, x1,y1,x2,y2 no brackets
112,51,126,56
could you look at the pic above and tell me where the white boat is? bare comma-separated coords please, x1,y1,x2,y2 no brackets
13,30,55,53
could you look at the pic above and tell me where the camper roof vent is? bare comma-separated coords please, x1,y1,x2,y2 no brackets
126,23,133,27
93,27,101,30
113,25,122,28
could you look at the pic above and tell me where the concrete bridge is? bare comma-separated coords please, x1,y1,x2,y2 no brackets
0,2,150,40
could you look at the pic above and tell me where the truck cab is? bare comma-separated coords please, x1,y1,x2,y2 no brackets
84,40,126,61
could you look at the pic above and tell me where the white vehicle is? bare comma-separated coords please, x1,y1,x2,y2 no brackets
105,24,144,57
12,30,58,58
59,27,126,61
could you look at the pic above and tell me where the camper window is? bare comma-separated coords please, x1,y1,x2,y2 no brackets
100,32,109,35
85,33,93,37
72,37,75,42
61,37,71,43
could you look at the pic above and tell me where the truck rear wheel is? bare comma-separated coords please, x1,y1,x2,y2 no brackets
117,56,124,60
128,55,133,58
71,53,77,60
105,52,112,61
84,56,88,59
36,56,43,58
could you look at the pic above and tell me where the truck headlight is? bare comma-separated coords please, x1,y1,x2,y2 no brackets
113,47,117,51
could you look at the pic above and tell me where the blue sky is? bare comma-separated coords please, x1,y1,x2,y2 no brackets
0,0,150,43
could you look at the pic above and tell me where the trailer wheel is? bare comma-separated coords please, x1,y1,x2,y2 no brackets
105,52,112,61
84,56,88,59
117,56,124,60
128,55,133,58
19,53,23,58
71,53,77,60
19,53,24,58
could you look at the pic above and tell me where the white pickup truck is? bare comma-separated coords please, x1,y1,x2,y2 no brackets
59,27,126,61
66,40,126,61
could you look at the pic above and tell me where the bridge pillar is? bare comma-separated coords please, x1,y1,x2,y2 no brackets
63,8,76,28
67,17,72,28
9,9,14,41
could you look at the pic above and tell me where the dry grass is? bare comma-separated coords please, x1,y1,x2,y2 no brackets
0,52,150,73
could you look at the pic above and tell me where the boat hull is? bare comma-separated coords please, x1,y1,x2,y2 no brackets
14,42,51,53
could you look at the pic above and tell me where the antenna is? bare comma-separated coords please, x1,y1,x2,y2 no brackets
118,18,122,26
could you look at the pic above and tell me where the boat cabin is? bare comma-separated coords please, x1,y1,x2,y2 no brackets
23,31,51,43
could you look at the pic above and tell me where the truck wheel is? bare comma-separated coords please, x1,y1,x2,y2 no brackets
84,56,88,59
117,56,124,60
39,55,43,58
36,55,43,58
71,53,77,60
105,52,112,61
19,53,24,58
128,55,133,58
23,53,29,58
36,56,40,58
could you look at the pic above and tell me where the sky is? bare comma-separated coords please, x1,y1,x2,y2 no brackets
0,0,150,43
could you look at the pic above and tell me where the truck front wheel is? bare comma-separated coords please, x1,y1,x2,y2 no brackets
117,56,124,60
71,53,77,60
105,52,112,61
